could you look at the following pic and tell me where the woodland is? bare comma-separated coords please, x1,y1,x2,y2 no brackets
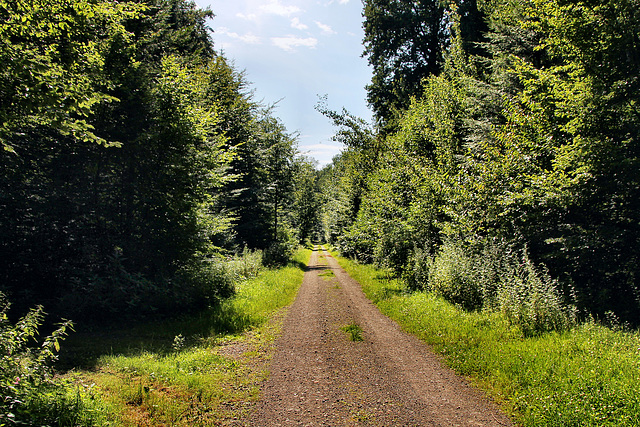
1,0,640,424
320,0,640,331
1,0,320,323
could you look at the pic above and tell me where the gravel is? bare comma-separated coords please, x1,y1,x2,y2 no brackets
244,247,513,426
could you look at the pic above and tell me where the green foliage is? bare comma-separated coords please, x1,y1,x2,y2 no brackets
362,0,446,127
262,228,298,267
334,253,640,426
497,252,576,337
291,157,322,243
402,245,431,292
0,293,103,426
341,323,364,342
322,0,640,326
428,241,482,311
0,0,142,152
0,0,308,324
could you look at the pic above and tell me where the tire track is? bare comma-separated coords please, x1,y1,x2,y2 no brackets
245,246,512,426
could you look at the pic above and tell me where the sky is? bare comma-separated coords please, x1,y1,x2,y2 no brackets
193,0,373,168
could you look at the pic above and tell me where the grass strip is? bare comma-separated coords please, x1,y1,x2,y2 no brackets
65,248,311,426
331,251,640,427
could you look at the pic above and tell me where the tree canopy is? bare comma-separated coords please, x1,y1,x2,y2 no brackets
324,0,640,327
0,0,317,322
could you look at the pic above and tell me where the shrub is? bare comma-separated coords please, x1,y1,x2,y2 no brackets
0,293,99,426
468,238,519,309
58,247,269,323
373,225,413,276
497,251,577,336
227,247,263,280
403,245,431,291
336,231,374,264
429,241,483,311
262,228,298,267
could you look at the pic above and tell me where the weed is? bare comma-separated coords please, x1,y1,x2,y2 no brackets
341,322,364,342
172,334,185,352
0,293,103,426
351,409,373,423
319,269,335,279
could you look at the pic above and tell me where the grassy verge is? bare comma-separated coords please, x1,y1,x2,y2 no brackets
331,250,640,427
62,248,311,426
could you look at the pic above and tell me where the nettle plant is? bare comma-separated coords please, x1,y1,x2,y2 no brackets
0,293,77,425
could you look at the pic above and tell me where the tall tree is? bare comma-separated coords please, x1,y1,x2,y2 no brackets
362,0,447,128
0,0,242,321
0,0,141,152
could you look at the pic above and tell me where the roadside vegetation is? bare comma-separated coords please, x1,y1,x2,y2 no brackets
333,250,640,426
321,0,640,329
1,248,310,426
1,0,321,422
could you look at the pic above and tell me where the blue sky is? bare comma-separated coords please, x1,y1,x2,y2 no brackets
193,0,373,167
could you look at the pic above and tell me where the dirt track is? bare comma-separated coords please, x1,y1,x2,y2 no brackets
245,246,513,426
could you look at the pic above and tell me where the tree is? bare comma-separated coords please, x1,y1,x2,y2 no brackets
362,0,447,128
292,157,322,244
0,0,243,321
0,0,141,152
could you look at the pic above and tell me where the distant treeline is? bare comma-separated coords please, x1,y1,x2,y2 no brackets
0,0,321,322
319,0,640,327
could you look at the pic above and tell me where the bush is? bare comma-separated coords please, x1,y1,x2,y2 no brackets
429,241,483,311
373,225,413,276
468,238,519,309
0,293,99,426
497,252,577,336
226,247,263,280
262,228,298,267
336,227,375,264
58,248,264,323
59,251,192,322
403,245,431,291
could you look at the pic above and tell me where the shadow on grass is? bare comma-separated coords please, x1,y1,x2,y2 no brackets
59,256,309,371
58,303,255,371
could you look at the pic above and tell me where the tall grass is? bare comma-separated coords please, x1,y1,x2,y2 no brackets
332,252,640,426
62,248,311,426
404,240,576,336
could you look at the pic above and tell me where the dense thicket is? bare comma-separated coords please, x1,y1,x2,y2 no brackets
325,0,640,327
0,0,318,322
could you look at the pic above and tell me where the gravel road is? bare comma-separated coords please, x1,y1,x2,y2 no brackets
245,246,513,426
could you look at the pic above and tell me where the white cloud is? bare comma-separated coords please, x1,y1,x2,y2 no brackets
217,27,261,45
291,17,308,30
271,36,318,52
236,12,258,21
315,21,336,35
260,0,301,17
304,142,343,167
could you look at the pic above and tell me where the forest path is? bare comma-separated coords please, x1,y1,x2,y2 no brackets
245,246,512,426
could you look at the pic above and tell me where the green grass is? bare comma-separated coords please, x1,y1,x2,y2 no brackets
318,269,335,279
331,251,640,427
63,248,311,426
341,322,364,342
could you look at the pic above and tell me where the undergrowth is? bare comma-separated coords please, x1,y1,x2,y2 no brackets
0,293,108,426
332,251,640,426
57,248,310,426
